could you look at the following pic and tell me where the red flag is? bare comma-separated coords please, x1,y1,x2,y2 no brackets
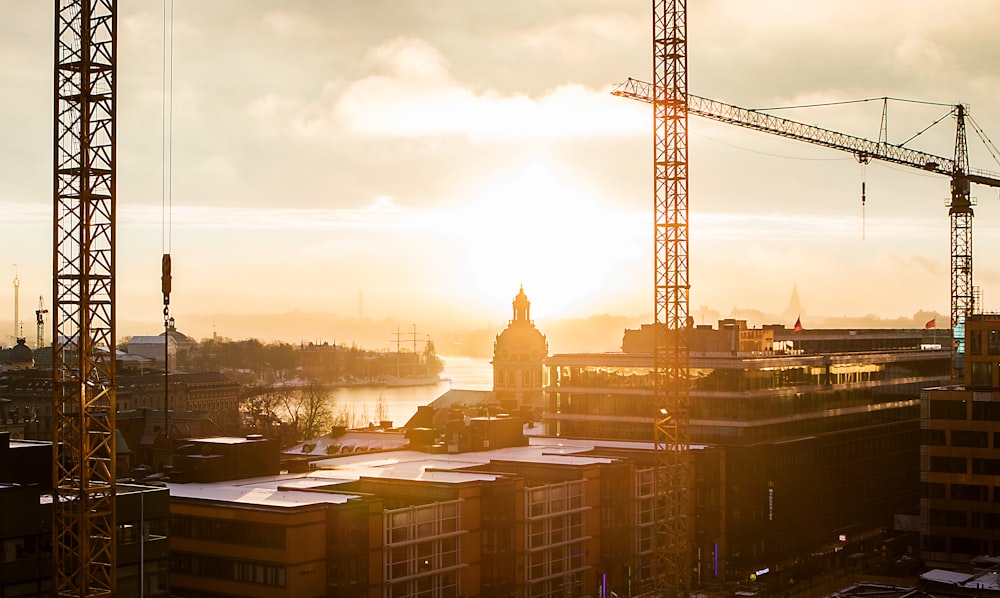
925,318,935,329
793,316,803,332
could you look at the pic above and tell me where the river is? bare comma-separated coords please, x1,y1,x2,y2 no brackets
326,355,493,428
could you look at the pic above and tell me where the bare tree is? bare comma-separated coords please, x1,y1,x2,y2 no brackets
375,393,388,425
240,386,291,436
278,378,333,441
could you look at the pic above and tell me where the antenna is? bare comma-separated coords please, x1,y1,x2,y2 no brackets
12,266,19,343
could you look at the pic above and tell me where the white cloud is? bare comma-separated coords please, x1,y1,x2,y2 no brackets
247,36,647,142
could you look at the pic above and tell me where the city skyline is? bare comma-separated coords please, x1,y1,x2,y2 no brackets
3,1,1000,345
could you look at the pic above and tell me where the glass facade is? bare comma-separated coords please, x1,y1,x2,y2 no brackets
383,500,463,598
543,346,950,580
544,352,949,445
523,480,589,598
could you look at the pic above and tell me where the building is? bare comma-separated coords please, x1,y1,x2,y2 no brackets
2,338,35,371
128,335,177,365
544,320,951,582
118,371,242,434
117,408,227,473
493,287,547,413
0,434,170,597
163,427,660,598
920,314,1000,565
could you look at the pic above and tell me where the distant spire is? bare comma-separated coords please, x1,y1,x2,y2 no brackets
784,283,804,319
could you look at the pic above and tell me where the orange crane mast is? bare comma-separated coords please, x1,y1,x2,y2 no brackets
650,1,692,597
52,0,118,596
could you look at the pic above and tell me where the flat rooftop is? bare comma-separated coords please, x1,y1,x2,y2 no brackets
165,436,686,508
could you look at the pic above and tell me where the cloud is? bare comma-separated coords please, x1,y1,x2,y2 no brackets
248,36,647,142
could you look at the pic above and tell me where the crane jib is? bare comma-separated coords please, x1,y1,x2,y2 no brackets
612,79,1000,188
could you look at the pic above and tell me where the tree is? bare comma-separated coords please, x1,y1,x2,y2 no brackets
240,386,290,437
375,393,388,425
278,378,333,441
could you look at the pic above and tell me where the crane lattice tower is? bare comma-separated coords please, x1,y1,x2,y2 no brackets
52,0,117,595
652,0,692,595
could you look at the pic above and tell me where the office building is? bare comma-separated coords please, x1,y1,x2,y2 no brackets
920,314,1000,564
544,320,951,580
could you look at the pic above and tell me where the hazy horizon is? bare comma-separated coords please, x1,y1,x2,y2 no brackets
3,2,999,354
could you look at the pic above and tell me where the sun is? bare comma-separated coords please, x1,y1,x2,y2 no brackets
443,157,647,320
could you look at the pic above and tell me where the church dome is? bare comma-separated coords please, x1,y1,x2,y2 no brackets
10,338,34,368
494,287,547,361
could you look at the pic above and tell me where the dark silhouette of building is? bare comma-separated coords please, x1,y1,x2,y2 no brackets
920,313,1000,564
0,433,170,596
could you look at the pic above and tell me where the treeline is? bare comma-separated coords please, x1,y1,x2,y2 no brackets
164,337,444,385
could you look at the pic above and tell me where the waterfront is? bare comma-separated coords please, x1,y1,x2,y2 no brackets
326,355,492,428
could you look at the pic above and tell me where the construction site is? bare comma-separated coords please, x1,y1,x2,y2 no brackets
5,1,1000,598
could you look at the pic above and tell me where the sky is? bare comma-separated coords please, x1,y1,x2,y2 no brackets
3,1,1000,346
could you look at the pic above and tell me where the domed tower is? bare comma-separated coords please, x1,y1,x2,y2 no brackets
493,287,547,412
9,337,34,370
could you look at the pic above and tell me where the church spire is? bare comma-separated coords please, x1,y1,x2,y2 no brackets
512,286,531,323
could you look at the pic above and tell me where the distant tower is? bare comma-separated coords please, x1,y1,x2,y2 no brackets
493,287,547,412
12,271,19,342
784,283,804,320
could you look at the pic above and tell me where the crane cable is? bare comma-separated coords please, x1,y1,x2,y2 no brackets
161,0,173,309
161,0,174,439
861,160,867,241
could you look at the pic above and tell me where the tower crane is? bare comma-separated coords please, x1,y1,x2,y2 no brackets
613,77,1000,373
53,0,117,596
648,1,691,596
36,296,48,350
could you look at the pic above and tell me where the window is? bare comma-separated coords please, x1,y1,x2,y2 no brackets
930,456,966,474
930,399,966,420
989,330,1000,355
921,429,946,446
973,402,1000,421
922,482,946,499
951,483,988,501
970,330,983,355
952,430,989,448
971,362,992,387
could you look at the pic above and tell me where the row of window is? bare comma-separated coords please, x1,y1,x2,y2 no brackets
386,538,460,580
923,534,999,558
494,368,542,389
921,428,998,448
526,480,585,519
547,358,948,394
926,399,1000,421
927,456,1000,475
548,400,919,446
966,329,1000,356
385,571,460,598
171,552,286,587
549,385,920,423
385,500,460,545
171,516,284,549
924,482,1000,502
928,509,1000,529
